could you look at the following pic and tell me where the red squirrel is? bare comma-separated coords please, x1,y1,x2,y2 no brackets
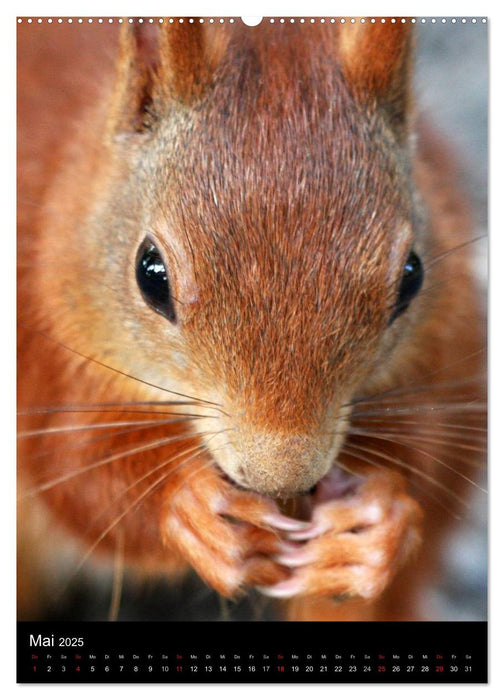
17,19,485,622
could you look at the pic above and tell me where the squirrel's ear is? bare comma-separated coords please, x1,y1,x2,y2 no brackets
339,21,414,141
158,20,207,103
107,21,162,133
109,19,208,134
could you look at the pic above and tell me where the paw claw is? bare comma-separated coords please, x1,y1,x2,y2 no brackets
274,549,316,567
285,522,330,540
256,579,304,598
261,513,312,532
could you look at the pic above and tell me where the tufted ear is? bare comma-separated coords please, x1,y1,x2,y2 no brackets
158,20,207,103
108,19,209,134
339,20,414,141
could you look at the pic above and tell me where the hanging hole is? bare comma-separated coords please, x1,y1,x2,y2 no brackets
241,16,263,26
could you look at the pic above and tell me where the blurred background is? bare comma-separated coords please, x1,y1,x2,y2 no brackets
414,18,487,621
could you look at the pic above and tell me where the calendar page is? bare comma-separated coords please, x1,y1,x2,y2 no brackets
16,14,488,683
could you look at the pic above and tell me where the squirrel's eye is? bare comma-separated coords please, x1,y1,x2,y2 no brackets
135,238,176,322
389,250,424,324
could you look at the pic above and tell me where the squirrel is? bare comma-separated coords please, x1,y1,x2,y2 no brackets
17,19,486,622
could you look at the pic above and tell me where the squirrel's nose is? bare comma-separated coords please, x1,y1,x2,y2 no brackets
229,432,335,498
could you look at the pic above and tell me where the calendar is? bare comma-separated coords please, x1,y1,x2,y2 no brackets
18,621,487,683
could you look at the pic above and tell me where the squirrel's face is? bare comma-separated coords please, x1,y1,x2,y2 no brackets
111,59,423,498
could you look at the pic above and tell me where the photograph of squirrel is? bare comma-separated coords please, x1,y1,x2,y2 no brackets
17,18,486,622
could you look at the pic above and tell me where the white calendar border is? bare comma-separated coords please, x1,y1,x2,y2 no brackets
4,0,501,698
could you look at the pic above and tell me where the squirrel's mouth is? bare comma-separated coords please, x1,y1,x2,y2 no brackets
275,464,362,522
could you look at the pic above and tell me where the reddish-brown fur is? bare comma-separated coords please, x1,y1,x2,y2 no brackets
17,20,485,620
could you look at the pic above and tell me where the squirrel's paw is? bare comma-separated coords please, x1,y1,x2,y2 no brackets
160,463,309,597
257,469,423,600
